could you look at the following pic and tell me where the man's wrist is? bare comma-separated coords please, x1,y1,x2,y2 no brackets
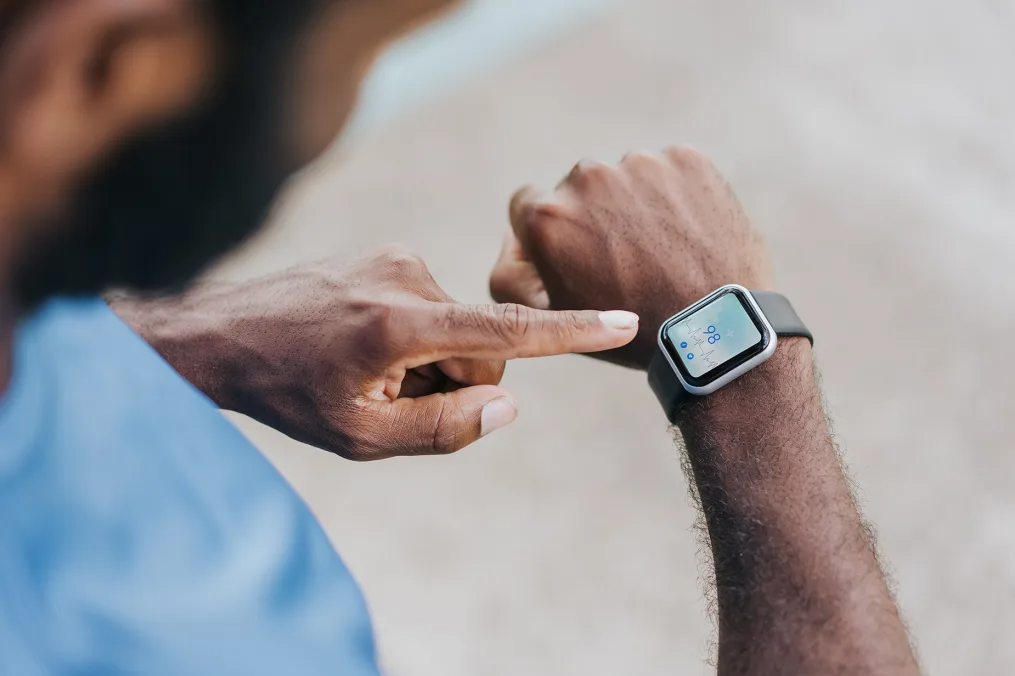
108,288,243,411
673,338,819,433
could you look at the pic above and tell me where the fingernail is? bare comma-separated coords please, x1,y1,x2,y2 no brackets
533,290,551,310
481,397,518,438
599,311,640,331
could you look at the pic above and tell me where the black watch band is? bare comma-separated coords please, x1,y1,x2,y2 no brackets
648,290,812,422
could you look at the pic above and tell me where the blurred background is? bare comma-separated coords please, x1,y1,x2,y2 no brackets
213,0,1015,673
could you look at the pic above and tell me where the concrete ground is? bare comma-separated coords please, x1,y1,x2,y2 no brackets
216,0,1015,673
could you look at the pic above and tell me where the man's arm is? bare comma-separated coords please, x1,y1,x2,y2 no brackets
491,148,920,673
677,339,913,673
108,285,240,413
108,247,639,461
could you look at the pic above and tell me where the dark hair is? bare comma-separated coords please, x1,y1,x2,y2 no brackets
12,0,322,308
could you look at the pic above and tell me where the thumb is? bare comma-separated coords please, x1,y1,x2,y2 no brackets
383,385,518,456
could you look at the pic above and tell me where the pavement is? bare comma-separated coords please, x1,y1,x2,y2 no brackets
214,0,1015,673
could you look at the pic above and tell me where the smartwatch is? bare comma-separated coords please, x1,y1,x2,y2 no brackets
648,285,813,422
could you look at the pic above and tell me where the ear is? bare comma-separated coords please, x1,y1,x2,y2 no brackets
0,0,214,194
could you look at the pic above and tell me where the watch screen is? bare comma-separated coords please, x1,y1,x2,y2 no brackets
665,292,764,378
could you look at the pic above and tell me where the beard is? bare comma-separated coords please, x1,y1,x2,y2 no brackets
10,0,315,311
13,114,287,309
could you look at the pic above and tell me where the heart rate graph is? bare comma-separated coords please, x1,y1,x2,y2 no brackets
681,321,722,373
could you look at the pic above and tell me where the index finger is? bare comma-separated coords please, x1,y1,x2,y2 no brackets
407,303,639,364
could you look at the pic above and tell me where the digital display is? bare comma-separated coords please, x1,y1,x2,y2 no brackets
665,292,764,379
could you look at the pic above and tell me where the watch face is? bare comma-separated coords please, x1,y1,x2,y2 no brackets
661,289,770,387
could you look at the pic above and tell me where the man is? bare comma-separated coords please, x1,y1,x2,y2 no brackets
0,2,635,674
0,2,919,676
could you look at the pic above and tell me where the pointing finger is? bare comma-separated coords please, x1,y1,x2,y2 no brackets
410,303,639,364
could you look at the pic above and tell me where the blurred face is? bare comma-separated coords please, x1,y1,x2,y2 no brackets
0,0,459,308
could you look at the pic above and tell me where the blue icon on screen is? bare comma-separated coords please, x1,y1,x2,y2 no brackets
687,353,695,360
680,342,688,349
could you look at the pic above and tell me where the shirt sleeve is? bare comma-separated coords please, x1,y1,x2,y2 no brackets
0,298,381,676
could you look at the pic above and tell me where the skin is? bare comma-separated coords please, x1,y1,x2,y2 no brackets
0,0,638,453
111,248,639,460
491,147,921,674
0,0,215,389
0,0,920,670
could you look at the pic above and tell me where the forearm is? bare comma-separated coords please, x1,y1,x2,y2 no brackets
108,287,243,411
675,340,918,674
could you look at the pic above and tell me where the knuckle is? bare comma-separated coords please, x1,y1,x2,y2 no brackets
664,145,710,169
510,187,537,222
495,303,532,343
524,202,569,249
376,245,427,277
520,198,568,227
351,297,405,356
569,158,612,183
373,243,412,261
620,150,660,168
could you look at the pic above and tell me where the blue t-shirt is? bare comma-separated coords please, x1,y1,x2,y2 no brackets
0,298,379,675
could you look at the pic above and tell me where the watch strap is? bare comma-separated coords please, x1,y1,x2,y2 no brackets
751,291,813,345
648,349,686,423
648,290,811,422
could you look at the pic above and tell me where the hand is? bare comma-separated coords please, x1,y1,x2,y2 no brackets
490,147,774,370
113,247,638,461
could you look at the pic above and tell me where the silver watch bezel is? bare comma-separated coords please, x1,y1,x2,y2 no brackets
655,284,778,396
